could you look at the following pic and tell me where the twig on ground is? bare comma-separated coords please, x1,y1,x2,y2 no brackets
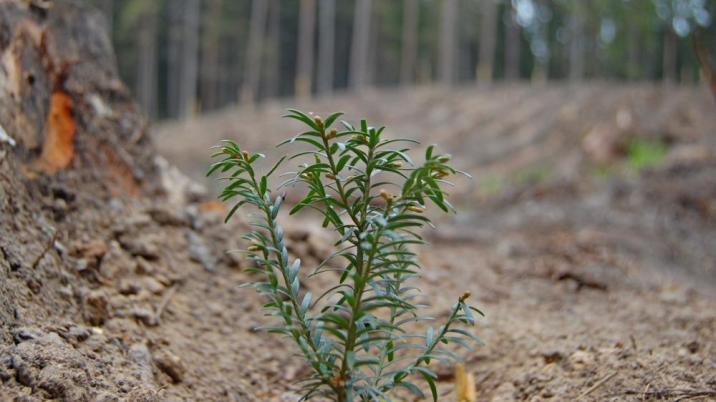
31,229,58,269
154,284,178,325
578,372,617,399
610,388,716,401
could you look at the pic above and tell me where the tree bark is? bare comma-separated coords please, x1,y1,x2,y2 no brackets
178,0,200,119
627,26,640,80
264,0,282,98
349,0,372,90
568,2,586,82
97,0,113,35
167,4,182,117
295,0,316,99
367,4,380,86
0,0,158,191
663,28,678,83
439,0,458,85
136,6,158,119
241,0,269,105
504,3,521,80
200,0,223,112
317,0,335,95
477,0,497,83
400,0,419,86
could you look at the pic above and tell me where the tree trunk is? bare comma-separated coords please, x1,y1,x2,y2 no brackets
317,0,335,95
439,0,458,85
178,0,200,119
349,0,372,91
136,7,158,119
264,0,282,98
295,0,316,99
167,4,182,117
504,3,521,80
568,2,585,82
200,0,223,112
367,4,380,85
694,32,716,103
0,0,158,190
477,0,497,83
663,28,678,83
241,0,269,105
627,26,640,80
400,0,419,86
97,0,113,35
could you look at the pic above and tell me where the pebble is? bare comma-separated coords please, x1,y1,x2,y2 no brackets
186,231,217,272
118,235,160,260
147,206,190,227
65,325,92,342
569,350,595,368
128,343,154,382
82,290,109,326
130,307,157,326
154,350,185,383
13,327,45,343
280,392,302,402
542,350,564,364
143,277,166,294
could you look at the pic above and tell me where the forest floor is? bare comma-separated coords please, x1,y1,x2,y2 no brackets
3,83,716,402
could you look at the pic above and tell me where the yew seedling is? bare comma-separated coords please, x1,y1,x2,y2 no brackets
209,110,481,401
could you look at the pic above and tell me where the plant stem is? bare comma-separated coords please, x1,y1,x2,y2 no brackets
248,172,339,394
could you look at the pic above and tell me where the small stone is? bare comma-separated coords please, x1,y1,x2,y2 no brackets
57,285,73,300
118,235,160,260
128,343,154,382
542,351,564,364
72,239,108,262
99,241,134,280
13,355,34,387
154,350,185,383
65,325,92,342
13,327,44,343
685,341,699,354
38,365,87,400
142,277,165,294
83,290,110,326
147,206,190,226
130,307,157,326
135,257,156,275
112,212,152,235
186,231,217,272
73,258,89,272
118,279,142,295
280,392,302,402
0,364,11,382
569,350,595,368
53,240,67,256
282,365,299,381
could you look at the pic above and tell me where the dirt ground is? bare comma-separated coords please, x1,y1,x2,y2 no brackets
2,83,716,401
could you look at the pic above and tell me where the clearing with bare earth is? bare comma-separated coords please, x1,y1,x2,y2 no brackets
2,2,716,401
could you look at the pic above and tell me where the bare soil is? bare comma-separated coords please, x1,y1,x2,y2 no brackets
3,81,714,401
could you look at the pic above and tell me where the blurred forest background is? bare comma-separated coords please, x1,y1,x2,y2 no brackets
85,0,716,121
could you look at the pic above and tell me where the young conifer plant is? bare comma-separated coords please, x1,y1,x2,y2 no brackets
209,110,481,401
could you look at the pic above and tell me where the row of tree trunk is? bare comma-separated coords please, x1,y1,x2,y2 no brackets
124,0,692,120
